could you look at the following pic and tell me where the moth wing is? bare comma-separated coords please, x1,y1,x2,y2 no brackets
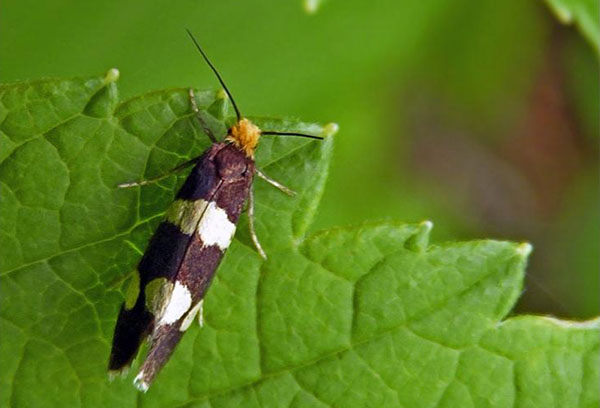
108,149,220,375
132,144,255,390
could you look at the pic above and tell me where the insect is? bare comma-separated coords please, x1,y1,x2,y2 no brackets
108,30,326,391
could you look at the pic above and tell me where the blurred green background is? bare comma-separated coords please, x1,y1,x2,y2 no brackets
2,0,598,318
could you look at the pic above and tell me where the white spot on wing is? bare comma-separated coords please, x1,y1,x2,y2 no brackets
197,201,236,250
158,282,192,326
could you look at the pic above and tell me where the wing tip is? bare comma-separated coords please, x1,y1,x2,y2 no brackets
108,366,130,382
133,371,150,392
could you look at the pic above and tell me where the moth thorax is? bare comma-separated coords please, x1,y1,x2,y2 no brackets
227,118,261,157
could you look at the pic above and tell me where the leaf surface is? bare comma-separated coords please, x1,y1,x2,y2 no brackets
0,72,598,408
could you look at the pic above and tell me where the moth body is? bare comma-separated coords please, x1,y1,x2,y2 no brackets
109,121,259,390
108,30,325,391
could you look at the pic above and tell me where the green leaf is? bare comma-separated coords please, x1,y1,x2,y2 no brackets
544,0,600,54
1,72,598,408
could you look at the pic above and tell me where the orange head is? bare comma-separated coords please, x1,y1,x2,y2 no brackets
226,118,261,158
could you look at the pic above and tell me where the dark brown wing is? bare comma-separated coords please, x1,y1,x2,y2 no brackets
109,142,255,391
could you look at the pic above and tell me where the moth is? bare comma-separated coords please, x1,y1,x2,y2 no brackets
108,30,325,391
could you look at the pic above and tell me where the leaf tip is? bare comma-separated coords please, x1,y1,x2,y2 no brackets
207,88,230,120
420,220,433,232
303,0,320,14
104,68,120,84
545,1,573,24
405,220,433,252
217,88,229,100
515,242,533,258
322,122,339,137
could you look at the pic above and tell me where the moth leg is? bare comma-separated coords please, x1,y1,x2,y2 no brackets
189,88,218,143
179,299,204,331
248,188,267,260
256,168,296,196
197,299,204,328
118,157,199,188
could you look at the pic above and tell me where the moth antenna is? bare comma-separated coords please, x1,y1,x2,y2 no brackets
186,29,242,122
261,131,324,140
